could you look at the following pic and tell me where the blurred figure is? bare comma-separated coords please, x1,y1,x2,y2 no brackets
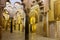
2,9,10,31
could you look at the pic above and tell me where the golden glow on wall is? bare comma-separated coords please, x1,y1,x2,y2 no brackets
55,1,60,20
48,0,56,21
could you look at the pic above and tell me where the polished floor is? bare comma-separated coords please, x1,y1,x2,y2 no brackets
1,30,56,40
